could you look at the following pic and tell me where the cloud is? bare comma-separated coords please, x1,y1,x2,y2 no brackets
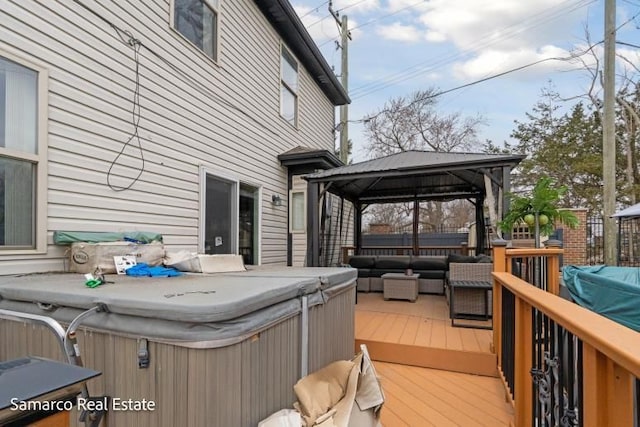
376,22,422,42
333,0,381,13
387,0,431,14
616,46,640,75
425,30,446,43
419,0,593,50
452,45,581,81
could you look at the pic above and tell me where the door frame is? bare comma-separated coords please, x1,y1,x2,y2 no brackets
198,166,262,265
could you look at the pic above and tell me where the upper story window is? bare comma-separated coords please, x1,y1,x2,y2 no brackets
280,46,298,126
174,0,219,61
0,53,46,251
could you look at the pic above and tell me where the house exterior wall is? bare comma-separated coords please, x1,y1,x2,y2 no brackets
290,175,354,267
0,0,337,274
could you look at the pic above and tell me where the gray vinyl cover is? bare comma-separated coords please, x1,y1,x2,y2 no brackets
225,266,357,289
0,268,356,347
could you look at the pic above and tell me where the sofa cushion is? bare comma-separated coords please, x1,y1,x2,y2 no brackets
375,256,410,269
446,254,477,268
357,268,371,278
373,269,407,277
475,254,493,263
410,256,447,270
348,256,376,269
414,270,446,280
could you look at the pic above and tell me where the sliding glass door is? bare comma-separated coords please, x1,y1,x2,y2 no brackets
201,169,260,265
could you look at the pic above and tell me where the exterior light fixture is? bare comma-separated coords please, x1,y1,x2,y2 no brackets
272,194,282,207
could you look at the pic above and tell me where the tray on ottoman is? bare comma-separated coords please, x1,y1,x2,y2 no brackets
382,273,419,302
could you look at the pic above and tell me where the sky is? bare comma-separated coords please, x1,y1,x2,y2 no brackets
292,0,640,162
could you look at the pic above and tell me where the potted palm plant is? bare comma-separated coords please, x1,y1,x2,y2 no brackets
499,177,579,247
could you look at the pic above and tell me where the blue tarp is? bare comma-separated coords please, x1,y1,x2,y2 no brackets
563,265,640,332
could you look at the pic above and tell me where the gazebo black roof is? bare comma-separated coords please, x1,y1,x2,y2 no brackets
304,150,525,204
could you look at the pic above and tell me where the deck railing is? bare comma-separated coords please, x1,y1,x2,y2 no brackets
492,242,640,427
340,244,472,264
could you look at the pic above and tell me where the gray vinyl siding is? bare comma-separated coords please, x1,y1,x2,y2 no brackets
291,175,354,267
0,0,337,274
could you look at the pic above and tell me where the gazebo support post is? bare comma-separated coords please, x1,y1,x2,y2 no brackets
354,201,363,256
502,166,512,240
476,196,486,255
306,181,320,267
413,199,420,255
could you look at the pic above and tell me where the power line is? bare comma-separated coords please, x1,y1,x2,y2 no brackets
350,0,428,31
350,0,596,99
298,1,330,19
315,0,428,48
336,0,373,13
616,40,640,49
358,40,605,124
306,13,331,29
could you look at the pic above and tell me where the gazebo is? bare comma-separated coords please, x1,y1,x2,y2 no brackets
303,150,525,266
613,202,640,266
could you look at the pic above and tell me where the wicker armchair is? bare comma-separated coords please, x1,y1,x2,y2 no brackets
446,262,493,317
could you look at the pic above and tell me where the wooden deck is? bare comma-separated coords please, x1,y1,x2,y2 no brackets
376,361,514,426
356,292,513,426
356,292,497,376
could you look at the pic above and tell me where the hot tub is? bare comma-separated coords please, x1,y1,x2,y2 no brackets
563,265,640,332
0,267,356,426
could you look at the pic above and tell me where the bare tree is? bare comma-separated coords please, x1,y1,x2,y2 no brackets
364,89,484,158
362,89,485,229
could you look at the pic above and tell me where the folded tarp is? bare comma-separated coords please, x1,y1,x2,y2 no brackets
562,265,640,332
53,231,163,245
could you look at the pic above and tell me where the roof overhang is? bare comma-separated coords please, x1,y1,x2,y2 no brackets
279,147,343,173
255,0,350,106
303,151,526,203
613,202,640,219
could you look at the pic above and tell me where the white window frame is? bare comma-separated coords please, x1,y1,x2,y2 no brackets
0,47,48,255
289,190,306,233
280,44,299,127
198,166,262,265
170,0,221,64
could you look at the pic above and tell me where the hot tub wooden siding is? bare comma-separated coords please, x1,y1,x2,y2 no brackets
0,283,356,426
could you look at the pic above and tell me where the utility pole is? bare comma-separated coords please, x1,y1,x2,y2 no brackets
329,2,351,164
603,0,617,265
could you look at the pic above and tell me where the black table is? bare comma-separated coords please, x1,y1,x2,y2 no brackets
449,280,493,329
0,356,101,426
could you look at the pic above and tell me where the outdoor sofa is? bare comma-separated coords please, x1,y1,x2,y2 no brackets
348,253,493,296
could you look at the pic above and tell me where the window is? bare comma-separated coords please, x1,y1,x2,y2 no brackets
290,191,306,233
200,168,261,265
280,46,298,126
174,0,219,61
0,53,46,252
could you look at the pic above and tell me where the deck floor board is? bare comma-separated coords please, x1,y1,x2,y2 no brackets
355,291,512,425
376,362,514,427
356,292,492,352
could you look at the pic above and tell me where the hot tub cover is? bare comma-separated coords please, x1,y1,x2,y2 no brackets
0,268,356,347
0,268,355,323
562,265,640,331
